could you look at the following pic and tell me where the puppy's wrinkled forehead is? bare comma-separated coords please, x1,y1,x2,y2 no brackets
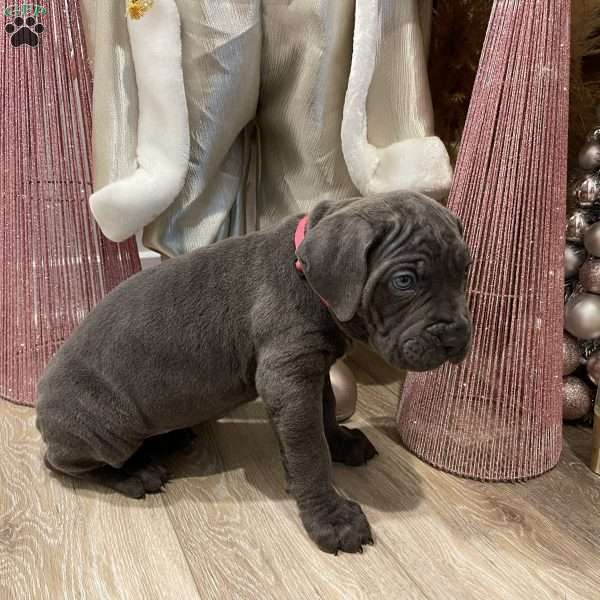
369,194,469,270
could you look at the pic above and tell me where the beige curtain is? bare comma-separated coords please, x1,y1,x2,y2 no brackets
257,1,358,229
83,0,451,255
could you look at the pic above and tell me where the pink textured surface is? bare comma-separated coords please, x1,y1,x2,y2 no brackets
397,0,570,481
0,0,140,406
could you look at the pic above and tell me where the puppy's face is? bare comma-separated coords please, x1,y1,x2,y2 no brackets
361,202,471,371
297,193,472,372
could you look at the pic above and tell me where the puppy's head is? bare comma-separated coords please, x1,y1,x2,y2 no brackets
296,192,472,371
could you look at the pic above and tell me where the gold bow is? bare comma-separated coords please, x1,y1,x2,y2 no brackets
127,0,155,20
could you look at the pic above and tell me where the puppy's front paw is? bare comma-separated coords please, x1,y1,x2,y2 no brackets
329,426,378,466
300,494,373,554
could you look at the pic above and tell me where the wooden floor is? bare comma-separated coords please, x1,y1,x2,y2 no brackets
1,356,600,600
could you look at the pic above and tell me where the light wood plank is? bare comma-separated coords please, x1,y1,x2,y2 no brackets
351,364,600,599
0,402,200,600
162,407,425,600
0,402,85,600
2,364,600,600
505,426,600,556
71,481,200,600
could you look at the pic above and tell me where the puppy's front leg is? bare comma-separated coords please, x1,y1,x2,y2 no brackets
257,364,372,554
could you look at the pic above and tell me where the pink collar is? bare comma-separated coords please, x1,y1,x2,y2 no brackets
294,215,330,308
294,215,310,273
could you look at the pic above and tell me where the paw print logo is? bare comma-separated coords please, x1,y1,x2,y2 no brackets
5,16,44,48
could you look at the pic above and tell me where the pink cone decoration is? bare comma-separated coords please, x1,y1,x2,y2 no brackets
0,1,140,406
397,0,570,481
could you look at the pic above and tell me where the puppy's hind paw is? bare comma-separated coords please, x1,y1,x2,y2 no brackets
328,426,378,466
90,460,170,499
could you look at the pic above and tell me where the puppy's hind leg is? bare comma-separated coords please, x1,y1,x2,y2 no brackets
100,430,199,497
88,429,198,497
42,426,170,499
45,446,170,499
323,377,377,466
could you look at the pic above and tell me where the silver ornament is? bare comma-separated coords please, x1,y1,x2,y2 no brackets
571,174,600,209
562,376,593,421
330,360,357,422
587,351,600,385
586,126,600,144
563,333,581,375
579,258,600,293
584,221,600,256
578,142,600,171
564,292,600,339
564,243,586,280
566,211,590,243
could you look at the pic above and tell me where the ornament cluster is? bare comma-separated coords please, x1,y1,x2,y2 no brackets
563,126,600,422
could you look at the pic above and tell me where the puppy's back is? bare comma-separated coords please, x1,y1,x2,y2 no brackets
36,219,298,457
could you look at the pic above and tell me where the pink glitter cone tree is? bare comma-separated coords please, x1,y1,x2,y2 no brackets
397,0,570,481
0,1,140,406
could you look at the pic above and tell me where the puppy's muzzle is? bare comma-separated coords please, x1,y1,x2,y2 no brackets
426,319,471,363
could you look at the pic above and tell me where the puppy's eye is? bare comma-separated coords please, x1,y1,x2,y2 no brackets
389,271,417,293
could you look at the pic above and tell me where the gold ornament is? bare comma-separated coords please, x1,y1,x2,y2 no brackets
562,376,593,421
127,0,155,20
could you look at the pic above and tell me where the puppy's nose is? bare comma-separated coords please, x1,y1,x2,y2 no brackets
429,319,471,353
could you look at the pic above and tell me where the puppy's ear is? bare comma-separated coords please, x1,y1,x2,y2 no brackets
296,212,375,322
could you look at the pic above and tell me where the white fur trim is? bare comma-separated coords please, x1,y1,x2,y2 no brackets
369,137,453,201
340,0,380,196
341,0,452,200
90,0,189,242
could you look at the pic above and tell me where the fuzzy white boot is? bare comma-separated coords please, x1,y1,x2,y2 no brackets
342,0,453,201
89,0,189,242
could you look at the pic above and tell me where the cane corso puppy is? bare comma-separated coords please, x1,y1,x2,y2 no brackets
36,192,471,554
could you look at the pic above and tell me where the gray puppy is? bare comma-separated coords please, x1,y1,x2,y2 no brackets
36,192,471,554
